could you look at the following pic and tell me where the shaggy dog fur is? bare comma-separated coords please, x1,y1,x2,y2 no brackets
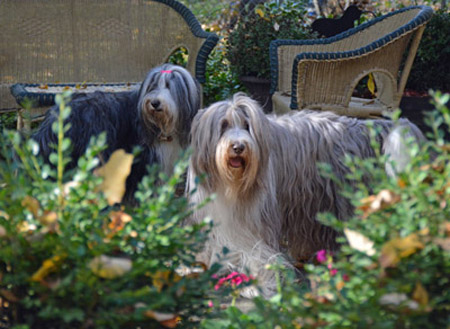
185,93,424,296
32,64,201,203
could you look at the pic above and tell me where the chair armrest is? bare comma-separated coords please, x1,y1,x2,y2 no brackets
270,5,433,97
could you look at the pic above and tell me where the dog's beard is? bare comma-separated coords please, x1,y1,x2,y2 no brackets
215,136,260,200
140,89,177,138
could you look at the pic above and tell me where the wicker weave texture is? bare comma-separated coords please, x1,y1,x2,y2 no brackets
270,6,433,117
0,0,216,109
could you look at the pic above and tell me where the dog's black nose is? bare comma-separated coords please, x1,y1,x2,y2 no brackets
151,99,161,110
232,143,245,154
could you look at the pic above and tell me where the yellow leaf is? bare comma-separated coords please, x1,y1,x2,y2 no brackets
344,228,376,256
88,255,132,279
151,270,182,293
21,196,40,217
336,280,345,291
0,210,10,220
412,282,429,306
367,73,376,96
38,211,58,226
380,233,424,268
95,150,134,205
255,8,264,18
31,254,66,282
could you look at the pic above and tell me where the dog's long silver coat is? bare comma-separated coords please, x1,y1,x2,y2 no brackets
186,93,423,295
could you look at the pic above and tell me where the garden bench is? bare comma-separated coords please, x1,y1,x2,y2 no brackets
0,0,218,131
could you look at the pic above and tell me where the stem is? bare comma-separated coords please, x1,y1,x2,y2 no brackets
57,97,66,216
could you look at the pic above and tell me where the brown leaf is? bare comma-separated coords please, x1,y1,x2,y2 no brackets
0,225,6,238
0,289,20,303
107,211,132,234
412,282,429,307
358,190,400,218
144,310,181,328
95,150,134,205
434,237,450,251
21,196,40,217
379,233,424,268
38,211,58,226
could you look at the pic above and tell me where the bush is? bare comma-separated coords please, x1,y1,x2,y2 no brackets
407,11,450,93
226,0,315,80
0,93,217,329
203,46,246,107
202,91,450,328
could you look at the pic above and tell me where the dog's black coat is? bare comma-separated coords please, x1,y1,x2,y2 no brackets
32,64,200,203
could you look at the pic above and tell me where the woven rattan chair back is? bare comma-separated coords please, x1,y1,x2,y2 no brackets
270,6,433,117
0,0,218,112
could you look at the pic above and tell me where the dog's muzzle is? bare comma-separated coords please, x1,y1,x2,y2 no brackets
228,142,246,168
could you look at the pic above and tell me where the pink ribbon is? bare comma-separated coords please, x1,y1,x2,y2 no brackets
160,70,173,73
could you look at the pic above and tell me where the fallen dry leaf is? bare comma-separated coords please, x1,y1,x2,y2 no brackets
88,255,132,279
358,189,400,218
31,254,66,282
95,150,134,205
144,310,181,328
379,292,419,310
107,211,132,234
21,196,40,217
38,210,58,226
379,233,424,268
344,228,376,256
0,225,6,238
412,282,429,307
0,289,20,303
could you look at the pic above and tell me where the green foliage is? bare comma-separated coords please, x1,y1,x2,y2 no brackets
203,91,450,328
226,0,315,79
203,45,246,107
0,92,216,329
407,11,450,93
0,111,16,131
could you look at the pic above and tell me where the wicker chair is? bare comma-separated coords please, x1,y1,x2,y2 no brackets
269,6,433,117
0,0,218,130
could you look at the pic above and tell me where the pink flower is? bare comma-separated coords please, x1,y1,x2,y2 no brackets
213,272,254,291
330,268,338,276
208,300,214,308
342,274,350,282
316,249,327,263
232,276,243,286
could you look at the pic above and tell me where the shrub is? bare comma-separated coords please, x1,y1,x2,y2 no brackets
226,0,315,80
202,91,450,328
0,92,217,329
203,46,246,107
407,10,450,93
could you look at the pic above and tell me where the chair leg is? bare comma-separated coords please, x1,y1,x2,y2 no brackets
16,109,31,132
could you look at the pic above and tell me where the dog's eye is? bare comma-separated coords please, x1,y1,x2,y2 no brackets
221,120,229,133
165,80,170,89
244,121,250,131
